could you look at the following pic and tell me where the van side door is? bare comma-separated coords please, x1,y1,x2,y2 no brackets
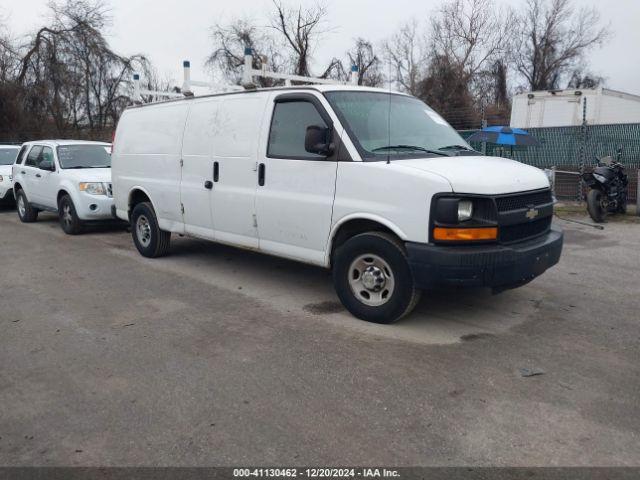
255,92,341,265
209,94,269,249
180,99,219,239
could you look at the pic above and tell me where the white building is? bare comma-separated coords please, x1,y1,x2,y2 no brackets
510,88,640,128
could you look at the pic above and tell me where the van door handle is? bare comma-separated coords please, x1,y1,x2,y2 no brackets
213,161,219,182
258,163,265,186
35,173,41,178
204,180,213,190
21,171,26,174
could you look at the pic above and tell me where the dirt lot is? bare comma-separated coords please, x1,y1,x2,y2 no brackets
0,207,639,466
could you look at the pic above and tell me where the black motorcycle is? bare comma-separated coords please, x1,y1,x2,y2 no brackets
582,150,628,223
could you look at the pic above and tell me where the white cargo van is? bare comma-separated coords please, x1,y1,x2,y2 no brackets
112,86,563,323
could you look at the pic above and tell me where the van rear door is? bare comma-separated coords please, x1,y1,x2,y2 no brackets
254,92,339,265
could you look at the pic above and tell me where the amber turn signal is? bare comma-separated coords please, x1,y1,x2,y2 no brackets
433,227,498,242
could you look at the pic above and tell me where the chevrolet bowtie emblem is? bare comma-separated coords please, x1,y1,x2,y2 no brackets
525,207,539,220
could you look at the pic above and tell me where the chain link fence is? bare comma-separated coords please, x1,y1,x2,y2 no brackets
461,122,640,206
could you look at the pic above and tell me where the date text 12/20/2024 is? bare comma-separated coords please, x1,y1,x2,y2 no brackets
233,468,401,478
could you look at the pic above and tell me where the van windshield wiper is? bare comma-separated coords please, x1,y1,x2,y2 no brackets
438,144,477,152
372,145,449,156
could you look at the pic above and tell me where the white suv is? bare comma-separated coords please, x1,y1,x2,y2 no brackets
0,145,20,205
12,140,114,234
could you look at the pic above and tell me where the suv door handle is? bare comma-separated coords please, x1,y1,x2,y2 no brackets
213,161,219,182
35,173,41,178
21,171,25,174
258,163,265,186
204,180,213,190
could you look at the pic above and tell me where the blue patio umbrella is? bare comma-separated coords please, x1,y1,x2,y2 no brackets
466,126,540,147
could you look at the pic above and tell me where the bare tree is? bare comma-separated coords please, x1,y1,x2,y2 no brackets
270,0,334,78
431,0,511,81
207,18,286,87
566,68,605,89
15,0,147,137
384,20,427,95
346,38,383,87
511,0,610,91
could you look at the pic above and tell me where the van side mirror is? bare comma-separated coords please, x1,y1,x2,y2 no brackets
39,159,55,171
305,125,334,156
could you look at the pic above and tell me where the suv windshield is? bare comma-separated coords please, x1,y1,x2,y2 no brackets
324,91,472,161
0,148,19,165
57,144,111,169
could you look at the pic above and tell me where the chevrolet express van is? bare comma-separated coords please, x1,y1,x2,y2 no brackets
111,86,563,323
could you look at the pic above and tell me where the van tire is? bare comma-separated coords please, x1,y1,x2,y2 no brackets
58,195,82,235
131,202,171,258
16,190,38,223
332,232,421,324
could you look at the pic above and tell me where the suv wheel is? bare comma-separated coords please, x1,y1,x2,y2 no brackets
332,232,421,324
58,195,82,235
131,202,171,258
16,190,38,223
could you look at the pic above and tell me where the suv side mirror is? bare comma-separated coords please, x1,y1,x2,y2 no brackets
39,159,55,171
305,125,334,156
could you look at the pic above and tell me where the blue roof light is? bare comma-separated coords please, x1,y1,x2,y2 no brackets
133,73,140,80
244,47,253,56
183,60,190,68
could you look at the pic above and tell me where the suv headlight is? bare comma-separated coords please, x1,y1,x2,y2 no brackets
79,182,107,195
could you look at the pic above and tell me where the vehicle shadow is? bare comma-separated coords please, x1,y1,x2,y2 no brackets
160,236,544,345
31,211,128,235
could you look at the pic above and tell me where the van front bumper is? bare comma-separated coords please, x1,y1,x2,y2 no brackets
406,227,563,291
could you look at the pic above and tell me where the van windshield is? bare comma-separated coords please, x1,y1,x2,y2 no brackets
57,145,111,169
0,148,19,165
324,91,473,161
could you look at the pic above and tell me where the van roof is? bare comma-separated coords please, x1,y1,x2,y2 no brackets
127,84,410,110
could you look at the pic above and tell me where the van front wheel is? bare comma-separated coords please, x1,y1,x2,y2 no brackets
131,202,171,258
332,232,421,324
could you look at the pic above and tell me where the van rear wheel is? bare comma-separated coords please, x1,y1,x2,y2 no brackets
131,202,171,258
332,232,421,324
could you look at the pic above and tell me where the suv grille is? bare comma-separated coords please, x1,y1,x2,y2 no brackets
495,189,553,212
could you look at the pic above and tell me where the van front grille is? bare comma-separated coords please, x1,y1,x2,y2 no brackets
495,189,553,212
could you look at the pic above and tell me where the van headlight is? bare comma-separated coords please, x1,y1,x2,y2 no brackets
431,196,498,243
457,200,473,222
79,182,107,195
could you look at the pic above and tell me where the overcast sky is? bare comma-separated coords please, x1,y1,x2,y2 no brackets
3,0,640,95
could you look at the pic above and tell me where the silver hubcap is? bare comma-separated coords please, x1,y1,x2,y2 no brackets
348,254,395,307
17,196,25,216
62,204,73,227
136,215,152,247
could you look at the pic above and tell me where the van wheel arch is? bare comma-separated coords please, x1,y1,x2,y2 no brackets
128,189,152,220
330,219,402,267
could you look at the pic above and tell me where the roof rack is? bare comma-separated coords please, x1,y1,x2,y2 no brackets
131,48,359,104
